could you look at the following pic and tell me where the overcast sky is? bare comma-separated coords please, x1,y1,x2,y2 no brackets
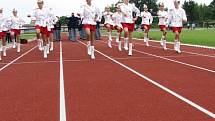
0,0,213,23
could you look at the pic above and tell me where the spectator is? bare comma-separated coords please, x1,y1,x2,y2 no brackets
54,16,61,42
77,14,86,40
67,13,78,41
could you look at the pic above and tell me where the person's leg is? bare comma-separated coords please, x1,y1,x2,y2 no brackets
2,35,7,57
85,28,91,55
90,29,95,59
106,24,112,48
36,28,42,50
144,26,149,46
128,31,133,56
16,31,21,53
10,31,16,48
124,27,129,50
74,28,77,41
49,32,54,51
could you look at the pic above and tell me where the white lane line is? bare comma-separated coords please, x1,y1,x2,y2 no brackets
133,49,215,73
78,40,215,119
133,41,215,58
0,46,37,72
60,41,67,121
99,40,215,73
103,35,215,58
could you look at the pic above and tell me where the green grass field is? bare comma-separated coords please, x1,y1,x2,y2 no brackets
102,28,215,47
21,33,35,40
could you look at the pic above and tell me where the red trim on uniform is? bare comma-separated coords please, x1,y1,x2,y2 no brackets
141,24,151,30
104,24,114,29
172,27,183,33
159,25,167,31
121,23,135,31
83,24,96,31
40,27,49,35
114,25,122,33
11,29,21,36
0,31,7,39
35,25,40,30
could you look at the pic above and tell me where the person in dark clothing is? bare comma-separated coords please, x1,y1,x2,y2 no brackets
54,16,61,42
77,14,86,40
67,13,78,41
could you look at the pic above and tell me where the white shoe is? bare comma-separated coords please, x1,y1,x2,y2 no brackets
44,46,47,58
91,46,95,59
160,40,163,46
17,43,21,53
87,42,91,55
128,43,133,56
50,42,54,51
118,41,122,51
108,40,112,48
13,43,16,48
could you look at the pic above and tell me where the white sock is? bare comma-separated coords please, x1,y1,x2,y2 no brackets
0,45,2,51
87,41,91,55
50,42,54,51
124,37,128,50
118,41,122,51
174,40,178,51
108,32,112,41
12,39,16,48
44,46,47,58
116,33,119,42
91,46,95,59
17,43,21,52
47,44,50,54
128,43,133,56
3,46,6,56
144,33,147,42
108,39,112,48
163,40,167,50
177,41,181,53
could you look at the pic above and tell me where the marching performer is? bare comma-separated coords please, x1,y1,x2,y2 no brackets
80,0,100,59
112,4,123,51
120,0,140,56
141,4,153,47
157,2,168,50
103,6,114,48
168,0,187,53
10,9,25,53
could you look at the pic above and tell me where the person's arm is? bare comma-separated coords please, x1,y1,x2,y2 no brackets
132,4,140,21
182,9,187,22
149,13,153,25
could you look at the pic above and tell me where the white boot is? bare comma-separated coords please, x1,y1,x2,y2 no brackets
128,43,133,56
118,41,122,51
87,41,91,55
177,41,181,53
50,42,54,51
108,39,112,48
39,39,43,51
47,44,50,54
17,43,21,53
108,32,112,41
124,38,128,50
3,46,6,57
146,38,149,47
174,40,177,51
163,40,167,50
43,46,47,58
12,39,16,48
91,46,95,59
116,33,119,43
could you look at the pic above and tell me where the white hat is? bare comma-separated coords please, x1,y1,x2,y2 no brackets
143,4,147,8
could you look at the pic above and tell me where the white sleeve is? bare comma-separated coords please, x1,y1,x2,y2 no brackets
167,10,173,26
79,5,85,19
182,9,187,22
149,13,153,24
132,5,140,17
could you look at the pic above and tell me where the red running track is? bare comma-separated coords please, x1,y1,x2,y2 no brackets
0,36,214,121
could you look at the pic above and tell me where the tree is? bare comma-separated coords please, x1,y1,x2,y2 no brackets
183,0,199,22
209,0,215,19
130,0,158,15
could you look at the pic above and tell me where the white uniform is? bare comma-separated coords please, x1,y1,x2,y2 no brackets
10,16,25,30
80,4,100,25
31,7,50,27
120,3,140,23
141,11,153,25
112,12,123,28
0,13,11,32
168,7,187,27
103,12,114,25
157,10,168,26
46,8,58,31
